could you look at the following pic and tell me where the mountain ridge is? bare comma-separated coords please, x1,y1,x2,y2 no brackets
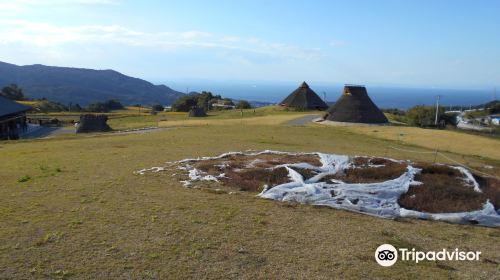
0,61,185,106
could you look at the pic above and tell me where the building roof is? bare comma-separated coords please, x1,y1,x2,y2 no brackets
0,95,31,118
325,85,388,124
280,82,328,110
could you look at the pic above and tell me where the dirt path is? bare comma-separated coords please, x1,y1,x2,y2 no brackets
287,114,320,126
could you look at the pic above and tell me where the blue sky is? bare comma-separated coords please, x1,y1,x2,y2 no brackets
0,0,499,88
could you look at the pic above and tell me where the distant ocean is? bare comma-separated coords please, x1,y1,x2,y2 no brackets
163,81,496,109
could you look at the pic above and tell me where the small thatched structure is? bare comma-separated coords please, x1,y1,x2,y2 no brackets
280,82,328,110
325,85,388,124
188,107,207,117
76,114,112,133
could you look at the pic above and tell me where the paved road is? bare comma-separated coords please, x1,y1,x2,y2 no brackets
287,114,321,126
21,126,73,139
20,115,317,139
21,126,170,139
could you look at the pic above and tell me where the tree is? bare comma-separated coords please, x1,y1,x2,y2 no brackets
1,84,25,100
197,91,213,111
86,99,124,112
172,95,199,112
70,103,83,112
37,100,69,113
236,100,252,109
488,102,500,114
86,102,109,112
406,105,444,127
151,104,164,112
104,99,124,110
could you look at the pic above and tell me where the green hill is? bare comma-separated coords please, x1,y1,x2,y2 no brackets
0,61,185,106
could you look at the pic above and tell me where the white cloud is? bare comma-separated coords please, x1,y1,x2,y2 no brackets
0,20,324,62
0,0,118,16
179,31,212,39
0,0,118,8
329,40,346,47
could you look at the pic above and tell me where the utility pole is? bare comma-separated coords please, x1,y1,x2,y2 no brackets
434,95,440,126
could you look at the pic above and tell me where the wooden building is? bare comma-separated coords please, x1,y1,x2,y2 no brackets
0,95,31,140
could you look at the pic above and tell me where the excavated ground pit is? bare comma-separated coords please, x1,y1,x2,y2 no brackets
136,151,500,227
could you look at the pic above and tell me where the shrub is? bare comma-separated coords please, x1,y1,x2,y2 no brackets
172,95,199,112
105,99,124,110
1,84,25,100
236,100,252,109
151,104,164,112
86,99,124,112
37,100,69,112
406,105,445,127
18,175,31,183
69,103,83,112
382,108,406,115
86,102,108,112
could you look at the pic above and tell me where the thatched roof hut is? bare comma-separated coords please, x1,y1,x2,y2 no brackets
325,85,388,124
76,114,112,133
188,107,207,117
280,82,328,110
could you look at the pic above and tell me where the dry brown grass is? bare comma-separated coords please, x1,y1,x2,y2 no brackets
2,122,499,279
341,165,407,183
289,167,318,180
191,155,500,215
398,164,494,213
333,157,408,184
473,175,500,210
221,167,290,192
352,156,396,167
189,153,321,192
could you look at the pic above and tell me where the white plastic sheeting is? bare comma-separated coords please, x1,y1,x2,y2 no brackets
136,150,500,227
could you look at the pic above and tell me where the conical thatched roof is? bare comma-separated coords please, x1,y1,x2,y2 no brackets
188,106,207,117
280,82,328,110
325,85,388,124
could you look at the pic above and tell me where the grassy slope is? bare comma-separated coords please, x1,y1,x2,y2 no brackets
342,126,500,160
26,106,307,131
0,111,499,279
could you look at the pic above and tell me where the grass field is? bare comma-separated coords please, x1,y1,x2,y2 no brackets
1,108,499,279
341,125,500,160
26,106,307,131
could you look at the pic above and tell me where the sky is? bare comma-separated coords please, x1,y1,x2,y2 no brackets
0,0,499,88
